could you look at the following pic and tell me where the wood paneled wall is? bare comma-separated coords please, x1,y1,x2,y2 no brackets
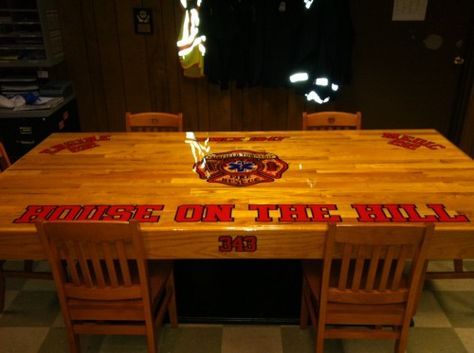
57,0,474,157
57,0,319,132
460,82,474,156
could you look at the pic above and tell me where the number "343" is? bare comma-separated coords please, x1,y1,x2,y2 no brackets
218,236,257,252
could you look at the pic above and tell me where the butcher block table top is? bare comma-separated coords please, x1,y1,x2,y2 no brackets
0,129,473,260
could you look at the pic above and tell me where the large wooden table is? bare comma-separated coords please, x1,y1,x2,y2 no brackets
0,129,473,260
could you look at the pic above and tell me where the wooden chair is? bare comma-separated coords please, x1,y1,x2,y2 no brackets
302,111,362,130
300,223,434,353
36,220,178,353
125,112,183,132
0,142,11,171
0,142,51,312
425,259,474,279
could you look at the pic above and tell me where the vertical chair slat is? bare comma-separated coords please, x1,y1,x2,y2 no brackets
77,241,93,287
102,241,119,287
64,240,81,285
338,243,352,290
365,245,381,290
379,245,397,291
89,242,106,288
116,240,132,286
351,245,365,290
391,245,409,291
57,246,72,284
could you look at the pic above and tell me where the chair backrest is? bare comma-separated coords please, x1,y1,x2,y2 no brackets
302,111,362,130
0,142,11,172
125,112,183,132
36,220,151,302
321,223,433,306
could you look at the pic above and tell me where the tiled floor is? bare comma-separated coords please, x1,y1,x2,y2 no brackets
1,261,473,353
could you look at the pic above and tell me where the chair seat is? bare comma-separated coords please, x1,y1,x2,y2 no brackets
67,260,173,322
326,303,405,325
1,144,52,313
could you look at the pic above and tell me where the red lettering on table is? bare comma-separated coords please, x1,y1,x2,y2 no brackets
382,133,446,151
134,205,164,222
14,205,56,223
175,205,204,222
248,204,279,222
14,204,165,223
249,204,342,222
427,204,470,222
401,204,438,222
307,204,342,222
40,144,67,154
352,204,469,222
351,204,392,222
76,205,109,220
279,205,312,222
102,205,136,221
13,203,469,224
203,204,235,222
48,205,83,221
40,135,112,154
174,204,235,222
383,205,408,222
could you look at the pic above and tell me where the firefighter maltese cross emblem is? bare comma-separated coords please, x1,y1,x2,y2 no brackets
194,150,289,187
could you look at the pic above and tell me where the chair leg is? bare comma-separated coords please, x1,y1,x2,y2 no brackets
166,272,178,328
315,289,325,353
454,259,464,272
145,320,158,353
300,279,309,329
66,330,80,353
315,323,325,353
0,260,5,312
395,324,409,353
24,260,34,272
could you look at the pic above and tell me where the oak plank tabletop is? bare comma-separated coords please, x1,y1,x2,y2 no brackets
0,129,473,259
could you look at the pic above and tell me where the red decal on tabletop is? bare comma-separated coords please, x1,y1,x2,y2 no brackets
40,135,112,154
382,133,446,150
195,136,289,143
48,205,83,221
14,205,164,223
249,204,342,222
279,204,312,222
218,236,257,252
249,204,279,222
13,204,469,224
307,204,343,222
101,205,136,221
174,204,235,222
76,205,109,220
194,150,288,187
351,204,469,222
134,205,164,222
13,205,57,223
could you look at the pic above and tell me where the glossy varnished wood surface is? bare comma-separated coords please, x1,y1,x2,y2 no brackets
0,130,473,259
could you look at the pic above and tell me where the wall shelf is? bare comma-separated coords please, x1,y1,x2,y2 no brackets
0,0,63,67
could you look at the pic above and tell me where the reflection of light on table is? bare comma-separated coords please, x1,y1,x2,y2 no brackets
299,163,315,188
185,131,211,176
